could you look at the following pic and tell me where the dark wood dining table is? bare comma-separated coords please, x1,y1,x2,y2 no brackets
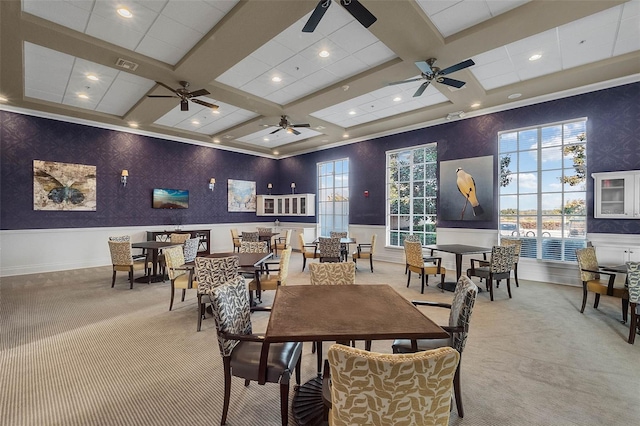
257,231,279,251
131,241,180,282
425,244,492,292
264,284,448,426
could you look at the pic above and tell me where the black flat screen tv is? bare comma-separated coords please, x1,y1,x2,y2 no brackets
152,188,189,209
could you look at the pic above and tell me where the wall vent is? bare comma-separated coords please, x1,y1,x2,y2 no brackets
115,58,139,71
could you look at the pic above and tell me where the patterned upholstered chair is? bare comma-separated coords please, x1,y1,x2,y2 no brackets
169,232,190,244
626,262,640,344
107,240,152,289
239,241,269,253
193,256,239,332
248,247,291,305
404,234,422,274
241,231,259,242
209,275,302,426
182,237,199,263
392,275,479,418
230,228,242,252
352,234,376,272
330,231,348,261
575,247,628,323
500,238,522,287
405,240,446,294
318,237,341,263
273,229,291,257
109,235,147,261
467,245,515,301
299,233,319,271
325,344,459,426
164,245,196,312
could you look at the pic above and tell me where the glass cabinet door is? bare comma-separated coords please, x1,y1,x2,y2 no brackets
599,178,625,215
300,197,306,215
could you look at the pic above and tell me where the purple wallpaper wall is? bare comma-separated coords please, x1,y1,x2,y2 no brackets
2,82,638,233
281,82,640,234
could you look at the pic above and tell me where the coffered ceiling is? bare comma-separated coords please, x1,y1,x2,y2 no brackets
1,1,638,157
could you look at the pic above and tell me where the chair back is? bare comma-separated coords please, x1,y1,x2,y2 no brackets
318,237,341,259
576,247,600,281
194,256,239,294
299,234,312,254
490,245,514,274
369,233,377,255
164,246,187,281
241,231,259,242
327,344,459,426
239,241,268,253
500,238,522,261
282,229,292,245
230,229,241,247
449,275,479,353
209,275,253,357
108,240,133,266
276,247,292,283
309,262,355,285
330,231,347,239
109,235,130,242
183,237,200,263
404,240,424,268
169,233,190,244
404,234,421,243
626,262,640,304
257,227,272,236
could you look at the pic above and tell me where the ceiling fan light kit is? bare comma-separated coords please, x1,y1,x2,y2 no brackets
265,115,311,136
148,81,218,112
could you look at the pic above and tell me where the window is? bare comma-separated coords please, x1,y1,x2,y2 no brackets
499,119,587,261
387,144,438,247
318,158,349,236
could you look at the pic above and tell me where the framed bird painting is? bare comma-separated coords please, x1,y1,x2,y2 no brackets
33,160,97,211
440,156,493,221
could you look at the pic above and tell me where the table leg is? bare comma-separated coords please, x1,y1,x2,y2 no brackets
455,253,463,280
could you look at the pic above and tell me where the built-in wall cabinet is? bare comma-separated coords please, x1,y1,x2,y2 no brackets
256,194,315,216
592,170,640,219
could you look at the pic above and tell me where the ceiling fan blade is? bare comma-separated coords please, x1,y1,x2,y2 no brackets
187,89,210,98
292,123,311,128
180,99,189,112
340,0,377,28
414,60,433,75
388,77,424,86
290,128,301,135
156,81,179,95
302,0,331,33
413,81,430,97
438,59,475,76
437,77,466,88
147,95,178,98
270,128,282,134
191,98,219,110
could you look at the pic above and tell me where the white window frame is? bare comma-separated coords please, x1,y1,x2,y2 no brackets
317,158,349,236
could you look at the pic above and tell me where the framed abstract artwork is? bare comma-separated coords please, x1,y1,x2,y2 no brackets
33,160,97,211
440,155,493,221
227,179,256,212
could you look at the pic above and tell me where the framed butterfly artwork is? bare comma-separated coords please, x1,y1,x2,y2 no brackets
33,160,97,211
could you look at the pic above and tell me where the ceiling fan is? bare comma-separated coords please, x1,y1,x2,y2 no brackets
388,58,475,97
302,0,377,33
264,115,311,135
147,81,218,112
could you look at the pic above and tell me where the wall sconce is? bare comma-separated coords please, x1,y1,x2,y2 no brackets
291,182,296,194
267,183,272,195
121,170,128,187
209,178,216,191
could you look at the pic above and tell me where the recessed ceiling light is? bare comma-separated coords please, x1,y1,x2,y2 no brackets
529,54,542,61
393,96,402,102
508,93,522,99
0,95,7,102
77,94,89,99
212,138,220,144
191,120,200,125
348,111,356,115
117,8,133,18
272,76,282,83
343,134,349,138
263,137,269,141
272,150,279,155
86,74,99,81
470,102,481,108
319,50,330,58
315,126,325,130
128,122,139,128
212,110,220,114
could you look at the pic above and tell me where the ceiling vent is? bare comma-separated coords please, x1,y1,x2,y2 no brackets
115,58,139,71
446,111,466,120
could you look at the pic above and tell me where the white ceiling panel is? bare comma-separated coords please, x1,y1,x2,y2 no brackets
24,42,74,102
22,0,92,32
237,127,322,149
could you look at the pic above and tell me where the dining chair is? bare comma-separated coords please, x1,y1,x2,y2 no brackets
330,231,348,261
241,231,260,242
500,238,522,287
352,233,376,272
108,235,147,261
209,275,302,426
299,233,320,271
403,234,421,274
625,261,639,344
107,240,152,289
182,237,200,263
575,247,628,322
248,247,291,305
467,245,515,301
404,240,446,294
392,275,479,418
159,233,191,278
273,229,291,257
230,228,242,252
325,344,459,426
318,237,341,263
164,245,196,312
193,256,239,332
239,241,269,253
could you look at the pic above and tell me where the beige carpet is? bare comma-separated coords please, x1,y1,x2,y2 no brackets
1,254,638,426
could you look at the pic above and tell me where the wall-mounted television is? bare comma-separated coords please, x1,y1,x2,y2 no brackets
152,188,189,209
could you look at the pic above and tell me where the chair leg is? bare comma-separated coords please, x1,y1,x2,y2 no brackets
311,341,316,354
506,278,512,298
295,355,302,386
370,256,373,273
622,298,629,324
594,293,600,309
111,270,116,288
420,271,425,294
279,382,290,426
221,357,232,426
580,283,588,313
406,270,412,288
629,303,637,344
197,295,204,332
365,340,372,351
316,341,323,376
514,263,519,287
453,361,464,418
169,284,175,311
440,273,445,293
405,263,409,275
488,275,494,301
302,256,307,272
129,268,134,289
181,289,186,302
